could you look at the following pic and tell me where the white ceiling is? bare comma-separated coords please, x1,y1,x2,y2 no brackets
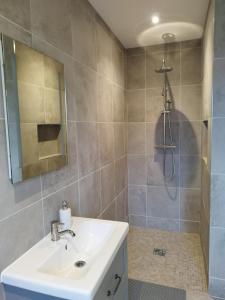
88,0,210,48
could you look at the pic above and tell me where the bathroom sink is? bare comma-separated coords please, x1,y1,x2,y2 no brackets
1,217,129,300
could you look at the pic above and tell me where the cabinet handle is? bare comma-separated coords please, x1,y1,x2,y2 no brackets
113,274,122,295
107,274,122,297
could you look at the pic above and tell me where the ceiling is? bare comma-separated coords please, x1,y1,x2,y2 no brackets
88,0,210,48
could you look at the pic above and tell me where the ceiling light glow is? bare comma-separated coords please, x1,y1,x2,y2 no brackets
152,15,160,24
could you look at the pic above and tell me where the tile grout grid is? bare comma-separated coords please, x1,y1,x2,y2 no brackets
128,226,207,293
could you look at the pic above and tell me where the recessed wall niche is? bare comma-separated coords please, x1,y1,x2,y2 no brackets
1,34,67,183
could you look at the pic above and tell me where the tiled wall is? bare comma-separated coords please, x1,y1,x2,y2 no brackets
208,0,225,298
126,40,203,233
0,0,127,298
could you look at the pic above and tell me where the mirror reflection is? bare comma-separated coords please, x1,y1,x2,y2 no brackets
1,34,67,183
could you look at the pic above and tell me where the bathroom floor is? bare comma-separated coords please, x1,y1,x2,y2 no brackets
128,227,207,294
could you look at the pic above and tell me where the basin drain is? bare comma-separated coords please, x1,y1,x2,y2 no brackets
74,260,86,268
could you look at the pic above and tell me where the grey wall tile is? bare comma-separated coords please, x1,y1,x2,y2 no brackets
211,174,225,227
73,0,96,18
100,200,116,221
73,61,98,122
180,156,201,188
181,47,202,85
112,41,125,87
96,20,113,79
77,123,99,177
209,277,225,299
128,185,146,215
209,226,225,279
98,123,114,167
147,154,179,187
180,188,200,221
201,160,210,221
180,221,199,233
100,163,115,210
97,76,113,122
128,123,146,155
30,0,72,55
0,0,31,30
214,0,225,58
180,121,201,156
147,42,180,54
128,155,147,185
147,216,179,232
126,55,145,89
71,2,96,70
79,171,101,218
115,157,126,194
0,16,32,49
127,89,145,122
0,201,44,272
180,85,202,121
43,183,79,234
213,59,225,117
181,39,202,49
116,189,128,222
200,205,209,273
211,118,225,174
114,123,125,159
112,84,125,122
126,47,146,56
147,186,179,219
129,215,146,227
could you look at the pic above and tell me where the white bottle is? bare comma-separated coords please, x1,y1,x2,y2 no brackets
59,200,71,230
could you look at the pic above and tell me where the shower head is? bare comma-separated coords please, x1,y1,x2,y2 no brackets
155,59,173,73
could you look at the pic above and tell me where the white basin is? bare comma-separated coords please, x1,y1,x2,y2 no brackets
1,217,129,300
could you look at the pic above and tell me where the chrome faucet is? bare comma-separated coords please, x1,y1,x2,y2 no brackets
51,220,76,241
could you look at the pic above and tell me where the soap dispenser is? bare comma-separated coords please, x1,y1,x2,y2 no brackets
59,200,71,230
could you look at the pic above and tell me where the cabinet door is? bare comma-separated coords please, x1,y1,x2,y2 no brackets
94,241,128,300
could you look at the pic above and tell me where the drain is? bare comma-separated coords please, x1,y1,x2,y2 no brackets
74,260,86,268
153,248,167,257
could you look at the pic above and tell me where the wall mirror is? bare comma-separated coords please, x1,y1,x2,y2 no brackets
0,34,68,184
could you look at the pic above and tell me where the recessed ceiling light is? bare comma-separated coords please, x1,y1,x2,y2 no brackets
152,15,160,24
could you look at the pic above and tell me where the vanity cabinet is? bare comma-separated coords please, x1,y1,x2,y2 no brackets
94,241,128,300
3,240,128,300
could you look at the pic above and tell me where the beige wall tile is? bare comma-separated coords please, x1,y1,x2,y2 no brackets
44,55,64,90
16,42,44,86
18,82,45,123
20,123,39,166
44,88,61,124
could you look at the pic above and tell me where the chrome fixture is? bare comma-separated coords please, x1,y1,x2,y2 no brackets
155,59,176,180
51,220,75,241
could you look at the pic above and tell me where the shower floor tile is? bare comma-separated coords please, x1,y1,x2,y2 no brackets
128,226,207,293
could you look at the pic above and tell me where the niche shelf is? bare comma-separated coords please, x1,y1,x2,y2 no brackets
37,124,61,142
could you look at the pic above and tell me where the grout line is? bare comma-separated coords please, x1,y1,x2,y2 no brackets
0,198,43,224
